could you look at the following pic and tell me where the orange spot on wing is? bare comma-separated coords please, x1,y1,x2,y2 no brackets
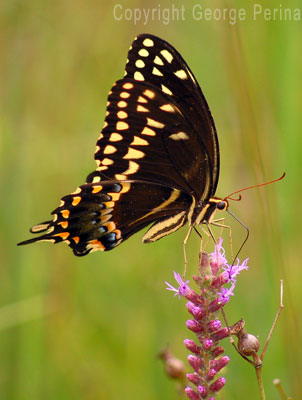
55,232,70,240
72,196,81,206
58,221,68,229
105,221,116,232
113,229,122,239
61,210,70,218
88,239,105,252
72,236,80,244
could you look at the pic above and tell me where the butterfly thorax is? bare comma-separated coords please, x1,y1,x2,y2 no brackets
190,197,228,227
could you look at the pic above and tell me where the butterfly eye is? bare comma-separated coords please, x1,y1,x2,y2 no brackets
217,201,227,211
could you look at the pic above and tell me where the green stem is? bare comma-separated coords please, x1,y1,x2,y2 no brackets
253,354,266,400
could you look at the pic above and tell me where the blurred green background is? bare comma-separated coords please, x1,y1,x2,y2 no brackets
1,0,301,399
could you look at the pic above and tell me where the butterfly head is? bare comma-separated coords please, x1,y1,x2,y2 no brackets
206,197,229,224
192,197,229,226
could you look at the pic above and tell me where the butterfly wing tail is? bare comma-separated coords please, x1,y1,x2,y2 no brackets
17,219,78,250
18,220,54,246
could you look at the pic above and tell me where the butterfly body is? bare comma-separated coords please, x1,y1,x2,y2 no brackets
18,34,228,256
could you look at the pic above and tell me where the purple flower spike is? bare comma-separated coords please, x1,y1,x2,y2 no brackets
165,238,248,399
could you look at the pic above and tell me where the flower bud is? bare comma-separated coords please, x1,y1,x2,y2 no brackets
211,327,229,341
188,354,204,371
186,372,201,385
197,385,208,398
185,387,199,400
199,252,210,269
211,356,230,372
186,319,205,333
209,377,226,392
206,368,216,381
207,319,222,332
208,298,225,312
184,339,201,355
210,346,225,358
201,338,213,350
184,289,202,304
211,272,229,288
186,302,206,320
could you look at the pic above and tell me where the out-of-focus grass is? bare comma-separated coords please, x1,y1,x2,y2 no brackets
1,0,301,399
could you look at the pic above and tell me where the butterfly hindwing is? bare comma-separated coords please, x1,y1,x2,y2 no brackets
18,181,193,256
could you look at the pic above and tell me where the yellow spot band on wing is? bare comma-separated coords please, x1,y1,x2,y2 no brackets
92,185,103,194
141,127,156,136
123,148,145,159
108,192,121,201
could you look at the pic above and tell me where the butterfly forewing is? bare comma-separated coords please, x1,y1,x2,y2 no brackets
125,34,219,193
92,78,212,199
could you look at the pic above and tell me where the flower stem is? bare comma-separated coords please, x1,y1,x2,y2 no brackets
253,354,266,400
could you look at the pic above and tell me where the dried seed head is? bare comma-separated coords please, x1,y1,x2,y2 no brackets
238,333,260,356
158,348,186,379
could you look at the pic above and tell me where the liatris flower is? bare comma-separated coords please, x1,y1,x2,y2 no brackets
166,239,248,400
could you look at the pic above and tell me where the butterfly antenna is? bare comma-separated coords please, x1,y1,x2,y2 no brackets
227,210,249,263
225,172,286,201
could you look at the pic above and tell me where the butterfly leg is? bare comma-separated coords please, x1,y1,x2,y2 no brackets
193,226,206,255
183,225,193,277
196,225,212,253
206,223,218,244
211,218,233,261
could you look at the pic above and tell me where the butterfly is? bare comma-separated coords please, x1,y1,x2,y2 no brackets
18,34,229,256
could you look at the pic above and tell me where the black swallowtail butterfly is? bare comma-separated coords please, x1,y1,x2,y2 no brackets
18,34,229,256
